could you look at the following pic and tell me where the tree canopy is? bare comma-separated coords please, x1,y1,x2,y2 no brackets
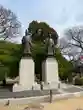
28,20,55,34
28,20,58,42
0,20,73,82
0,40,22,80
0,5,21,40
28,21,73,81
55,48,73,81
60,26,83,61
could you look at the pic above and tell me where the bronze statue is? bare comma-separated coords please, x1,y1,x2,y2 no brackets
22,28,58,57
45,33,56,56
22,29,32,57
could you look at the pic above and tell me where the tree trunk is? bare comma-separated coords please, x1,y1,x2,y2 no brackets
2,78,6,86
68,75,73,83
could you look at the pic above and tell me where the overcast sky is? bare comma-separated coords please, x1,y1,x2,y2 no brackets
0,0,83,42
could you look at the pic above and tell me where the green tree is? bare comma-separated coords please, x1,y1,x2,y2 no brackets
0,21,74,84
0,65,9,85
0,40,22,81
28,21,73,82
55,48,73,82
28,20,58,39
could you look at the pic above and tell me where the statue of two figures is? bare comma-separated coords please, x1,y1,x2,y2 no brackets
22,29,58,57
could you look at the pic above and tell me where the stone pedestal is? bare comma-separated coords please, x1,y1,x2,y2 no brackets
42,57,59,89
13,57,35,92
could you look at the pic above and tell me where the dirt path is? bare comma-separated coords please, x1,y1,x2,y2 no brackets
44,97,83,110
1,97,83,110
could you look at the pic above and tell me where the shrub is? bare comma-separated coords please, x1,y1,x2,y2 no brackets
74,76,83,85
80,77,83,85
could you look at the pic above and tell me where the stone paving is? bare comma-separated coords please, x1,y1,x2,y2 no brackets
0,89,60,99
0,83,83,99
63,86,83,93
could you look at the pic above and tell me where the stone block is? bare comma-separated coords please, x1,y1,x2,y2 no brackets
42,57,59,89
13,58,34,92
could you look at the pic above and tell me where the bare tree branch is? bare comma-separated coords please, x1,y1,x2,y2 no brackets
60,26,83,62
0,5,21,41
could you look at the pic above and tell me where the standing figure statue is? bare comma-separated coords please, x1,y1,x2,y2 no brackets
45,33,55,56
22,29,32,57
22,28,58,57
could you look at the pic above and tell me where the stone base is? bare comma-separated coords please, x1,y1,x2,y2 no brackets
32,82,40,90
42,57,59,84
13,82,41,92
13,82,62,92
19,58,34,87
13,57,35,92
41,81,59,90
13,83,32,92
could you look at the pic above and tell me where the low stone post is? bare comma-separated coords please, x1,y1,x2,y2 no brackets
40,82,43,90
49,89,52,103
